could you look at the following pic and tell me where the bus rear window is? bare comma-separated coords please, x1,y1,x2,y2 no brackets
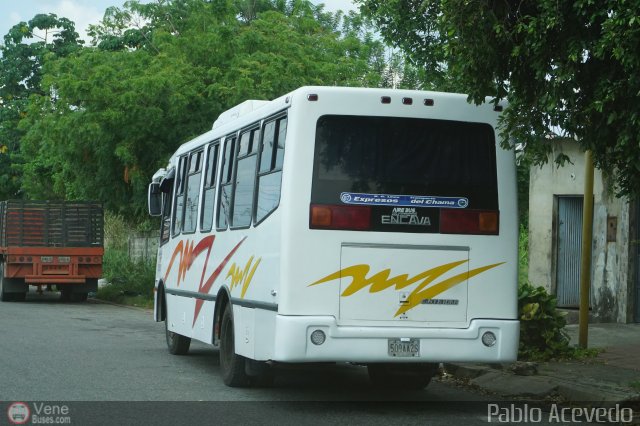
311,115,499,233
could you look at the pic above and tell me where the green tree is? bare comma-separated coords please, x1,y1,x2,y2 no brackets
19,0,387,217
0,14,83,199
19,49,208,214
358,0,640,197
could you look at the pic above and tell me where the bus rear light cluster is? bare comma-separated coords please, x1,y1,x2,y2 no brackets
440,209,499,235
310,204,371,231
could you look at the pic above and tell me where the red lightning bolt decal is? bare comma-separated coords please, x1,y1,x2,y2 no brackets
192,236,247,326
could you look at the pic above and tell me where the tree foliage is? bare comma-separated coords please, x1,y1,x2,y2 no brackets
358,0,640,197
11,0,388,217
0,14,83,199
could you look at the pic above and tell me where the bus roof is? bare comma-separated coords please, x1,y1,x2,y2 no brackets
161,86,505,170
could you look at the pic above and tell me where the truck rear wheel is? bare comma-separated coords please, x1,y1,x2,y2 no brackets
219,303,249,387
70,292,88,302
60,289,72,301
367,362,439,390
0,264,23,302
0,265,11,302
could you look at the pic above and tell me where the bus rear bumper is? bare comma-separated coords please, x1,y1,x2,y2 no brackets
272,316,519,363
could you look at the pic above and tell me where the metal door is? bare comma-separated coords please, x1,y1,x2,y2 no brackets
556,196,589,307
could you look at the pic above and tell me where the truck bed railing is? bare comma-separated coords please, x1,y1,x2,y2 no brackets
0,201,104,248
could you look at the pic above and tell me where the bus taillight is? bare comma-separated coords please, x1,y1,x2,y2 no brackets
310,204,371,230
440,209,499,235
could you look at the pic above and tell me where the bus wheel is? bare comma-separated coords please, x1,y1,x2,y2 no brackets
165,310,191,355
219,303,249,387
367,362,438,390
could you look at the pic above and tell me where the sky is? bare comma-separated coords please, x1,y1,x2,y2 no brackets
0,0,358,45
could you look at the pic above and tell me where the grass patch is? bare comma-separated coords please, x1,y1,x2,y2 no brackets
630,380,640,391
96,212,155,307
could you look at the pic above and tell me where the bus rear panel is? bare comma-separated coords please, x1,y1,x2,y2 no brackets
274,88,518,363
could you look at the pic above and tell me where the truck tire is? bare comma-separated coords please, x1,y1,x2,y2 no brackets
0,264,12,302
12,291,26,302
219,303,249,387
60,289,72,301
0,264,23,302
70,292,88,302
367,362,439,390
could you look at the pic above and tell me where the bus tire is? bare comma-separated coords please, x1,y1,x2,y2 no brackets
165,311,191,355
219,303,249,387
367,362,438,390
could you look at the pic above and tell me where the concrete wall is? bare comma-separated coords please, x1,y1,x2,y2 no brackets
528,140,633,323
128,234,159,264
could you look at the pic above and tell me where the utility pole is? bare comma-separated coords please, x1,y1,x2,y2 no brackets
578,150,594,348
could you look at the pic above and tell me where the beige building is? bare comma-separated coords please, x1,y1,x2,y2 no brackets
528,140,639,323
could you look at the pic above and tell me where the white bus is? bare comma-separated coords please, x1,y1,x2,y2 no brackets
147,86,519,389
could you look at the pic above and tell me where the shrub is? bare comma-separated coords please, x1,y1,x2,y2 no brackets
518,282,572,360
98,213,156,307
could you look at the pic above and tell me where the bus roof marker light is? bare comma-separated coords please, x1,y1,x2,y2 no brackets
307,94,319,102
381,96,391,104
402,97,413,105
423,99,434,106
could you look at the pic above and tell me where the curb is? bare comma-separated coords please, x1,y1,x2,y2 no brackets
444,362,640,404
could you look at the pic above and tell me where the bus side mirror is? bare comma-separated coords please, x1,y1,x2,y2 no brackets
148,182,162,216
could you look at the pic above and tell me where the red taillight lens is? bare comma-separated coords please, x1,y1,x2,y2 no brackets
440,209,499,235
310,204,371,230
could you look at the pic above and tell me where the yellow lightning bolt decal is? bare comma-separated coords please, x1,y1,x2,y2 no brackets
227,256,261,298
309,260,504,317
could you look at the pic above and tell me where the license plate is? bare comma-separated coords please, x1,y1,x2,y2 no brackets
388,338,420,357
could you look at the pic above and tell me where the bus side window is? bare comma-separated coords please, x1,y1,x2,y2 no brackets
160,189,173,245
232,128,259,228
217,136,236,231
183,150,203,234
172,156,188,236
256,115,287,223
200,142,219,232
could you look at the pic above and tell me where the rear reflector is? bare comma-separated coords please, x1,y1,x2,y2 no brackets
440,209,499,235
310,204,371,230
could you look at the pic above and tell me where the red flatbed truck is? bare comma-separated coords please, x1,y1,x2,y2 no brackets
0,200,104,302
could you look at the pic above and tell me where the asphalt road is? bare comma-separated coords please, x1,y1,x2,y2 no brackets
0,291,536,425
